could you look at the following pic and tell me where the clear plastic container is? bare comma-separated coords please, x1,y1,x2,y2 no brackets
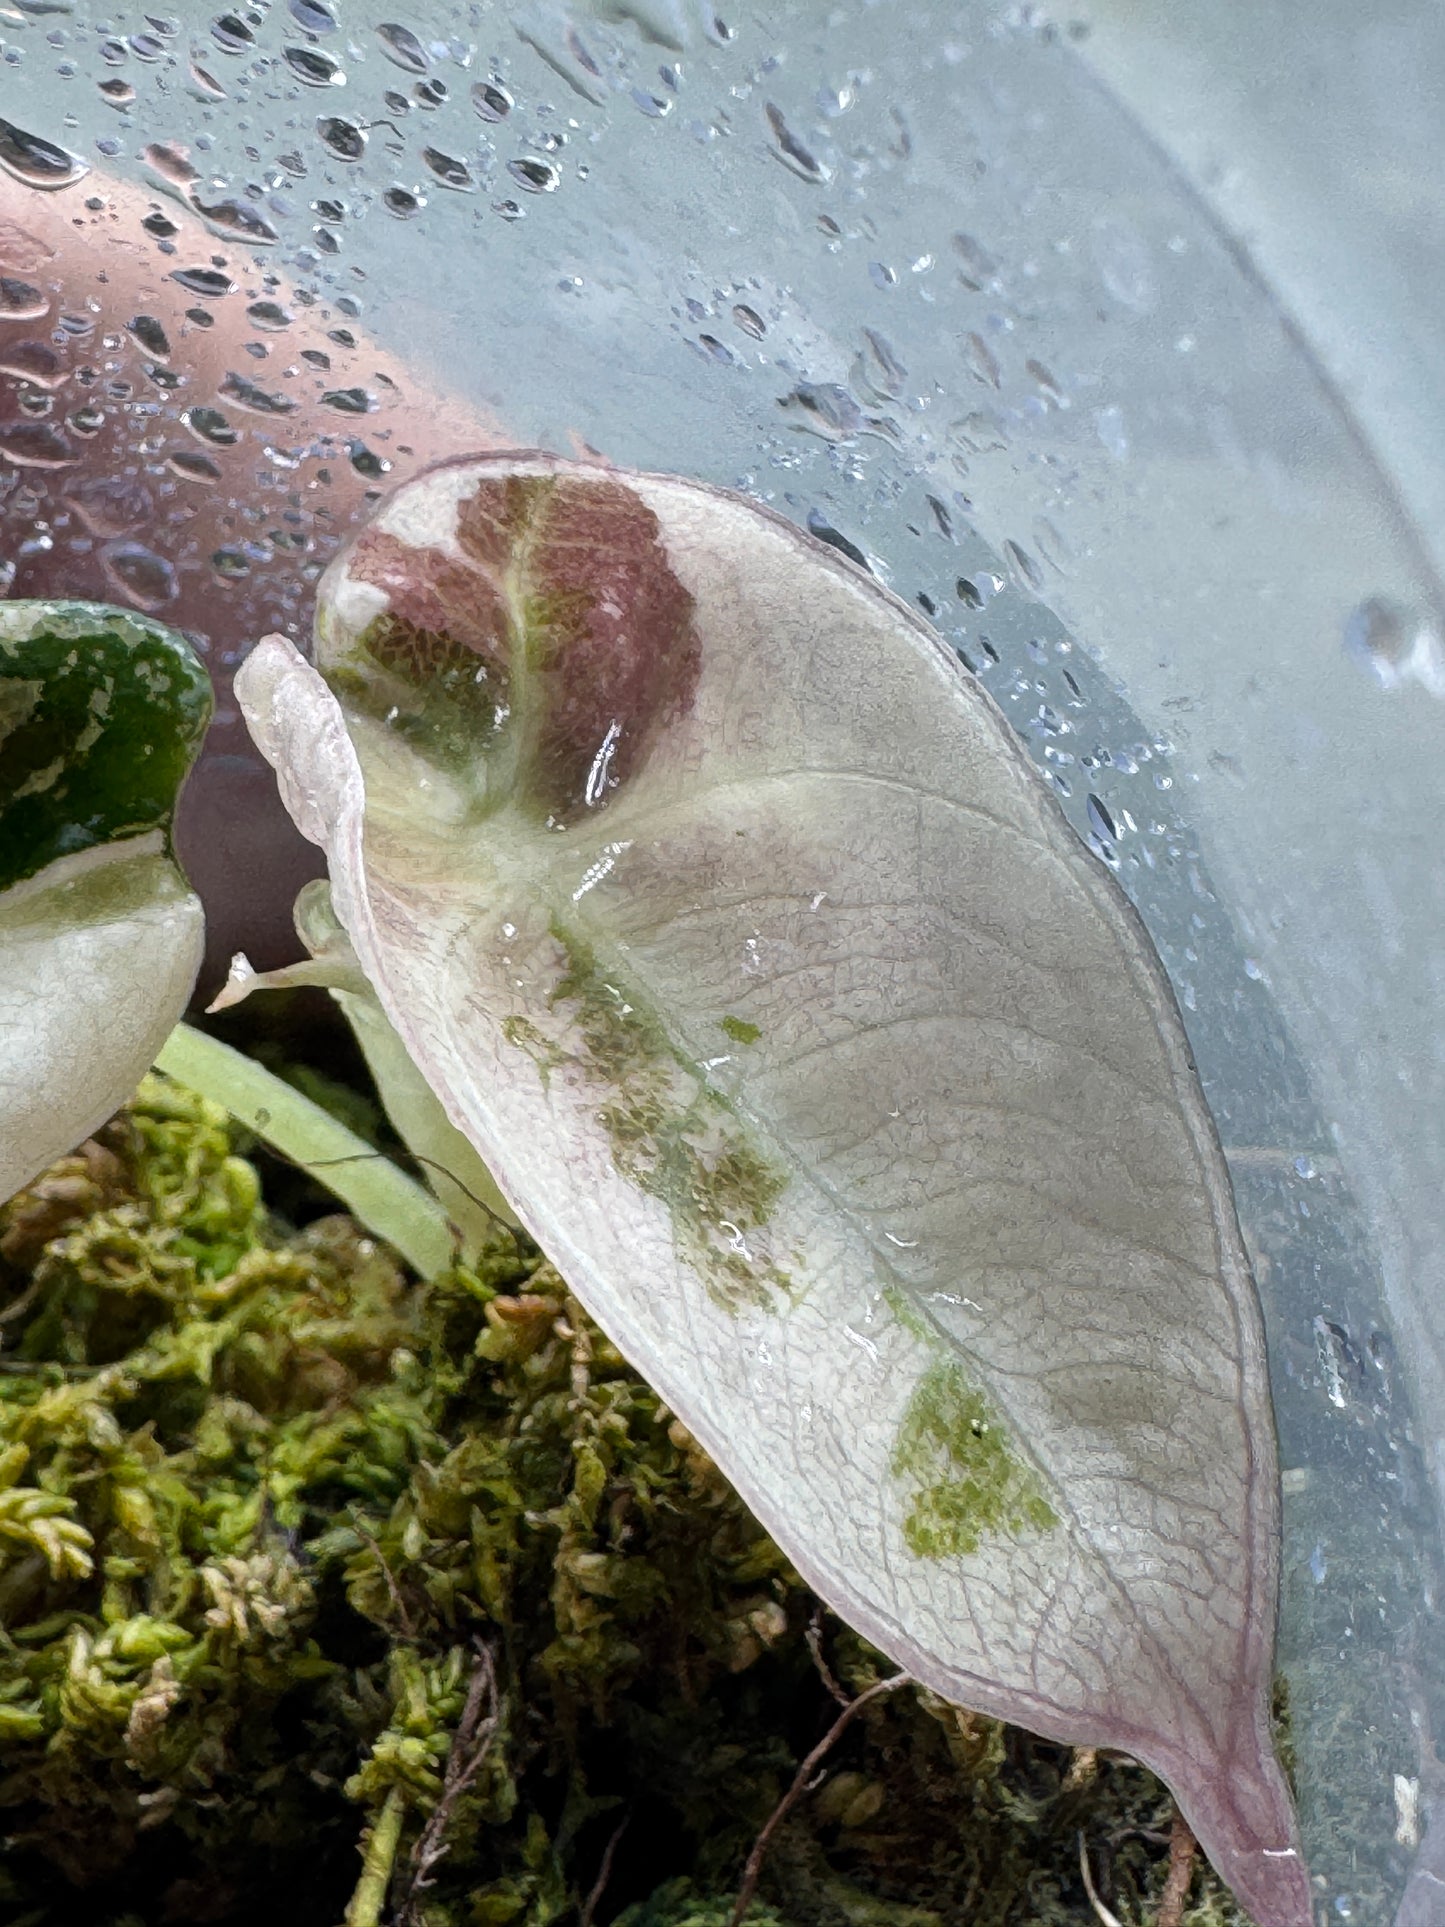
1,4,1441,1920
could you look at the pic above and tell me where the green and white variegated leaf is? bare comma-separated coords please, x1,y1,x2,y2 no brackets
0,602,209,1201
235,454,1308,1927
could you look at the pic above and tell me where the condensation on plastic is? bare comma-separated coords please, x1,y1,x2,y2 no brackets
1,4,1442,1922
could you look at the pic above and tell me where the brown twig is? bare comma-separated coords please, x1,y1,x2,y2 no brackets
579,1811,631,1927
804,1607,851,1709
400,1643,501,1918
729,1672,909,1927
1156,1808,1197,1927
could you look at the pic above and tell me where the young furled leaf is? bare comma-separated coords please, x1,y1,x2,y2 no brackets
0,601,209,1202
235,454,1308,1927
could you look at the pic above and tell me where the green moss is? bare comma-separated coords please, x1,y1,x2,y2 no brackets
891,1364,1057,1560
720,1017,762,1047
0,1075,1244,1927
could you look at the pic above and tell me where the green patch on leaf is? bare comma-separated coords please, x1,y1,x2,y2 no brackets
0,600,211,893
892,1363,1057,1560
527,923,794,1312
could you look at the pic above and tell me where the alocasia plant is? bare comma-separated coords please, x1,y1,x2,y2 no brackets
231,452,1308,1927
0,600,209,1201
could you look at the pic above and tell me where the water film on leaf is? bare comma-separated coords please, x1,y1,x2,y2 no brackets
234,454,1308,1927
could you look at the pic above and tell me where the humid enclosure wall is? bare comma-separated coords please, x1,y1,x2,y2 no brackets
1,3,1443,1922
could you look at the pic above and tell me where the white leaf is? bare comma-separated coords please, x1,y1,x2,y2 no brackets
236,455,1308,1927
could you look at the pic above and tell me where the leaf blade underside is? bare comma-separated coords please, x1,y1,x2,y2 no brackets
236,454,1308,1927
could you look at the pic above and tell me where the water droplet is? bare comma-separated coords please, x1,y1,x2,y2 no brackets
242,301,292,337
0,277,48,321
471,79,513,122
62,474,153,537
805,511,870,572
101,539,178,611
948,411,1007,456
0,420,76,468
348,440,390,478
144,141,199,189
631,87,672,117
220,371,297,416
1026,358,1065,406
320,386,375,414
100,39,128,66
415,78,448,109
731,303,765,339
951,231,998,290
1092,213,1156,313
506,157,558,194
191,197,280,246
188,60,228,101
317,116,366,161
1086,794,1118,844
0,339,64,387
211,12,255,55
142,209,179,240
1003,539,1041,592
170,266,236,299
867,260,897,290
288,0,337,30
184,307,215,330
211,544,251,581
164,448,221,483
284,44,345,87
1344,595,1445,696
764,102,829,184
1095,404,1129,462
182,404,238,446
779,381,861,442
852,327,906,401
123,314,171,361
421,147,473,191
0,118,88,192
66,404,105,437
382,185,424,218
129,32,166,62
376,22,429,74
964,331,1001,389
98,77,137,108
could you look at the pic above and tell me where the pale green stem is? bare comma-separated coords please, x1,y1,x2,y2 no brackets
344,1785,408,1927
154,1023,455,1279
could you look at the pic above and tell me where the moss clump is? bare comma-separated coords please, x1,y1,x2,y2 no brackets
0,1074,1245,1927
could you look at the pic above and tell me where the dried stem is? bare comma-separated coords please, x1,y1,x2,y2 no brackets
1078,1831,1124,1927
579,1811,630,1927
729,1672,909,1927
1156,1808,1197,1927
399,1643,501,1920
804,1607,850,1709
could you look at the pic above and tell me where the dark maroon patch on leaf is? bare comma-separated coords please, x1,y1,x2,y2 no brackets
346,526,510,682
457,473,701,819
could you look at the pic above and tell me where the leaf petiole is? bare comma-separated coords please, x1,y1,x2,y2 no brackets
153,1022,455,1278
